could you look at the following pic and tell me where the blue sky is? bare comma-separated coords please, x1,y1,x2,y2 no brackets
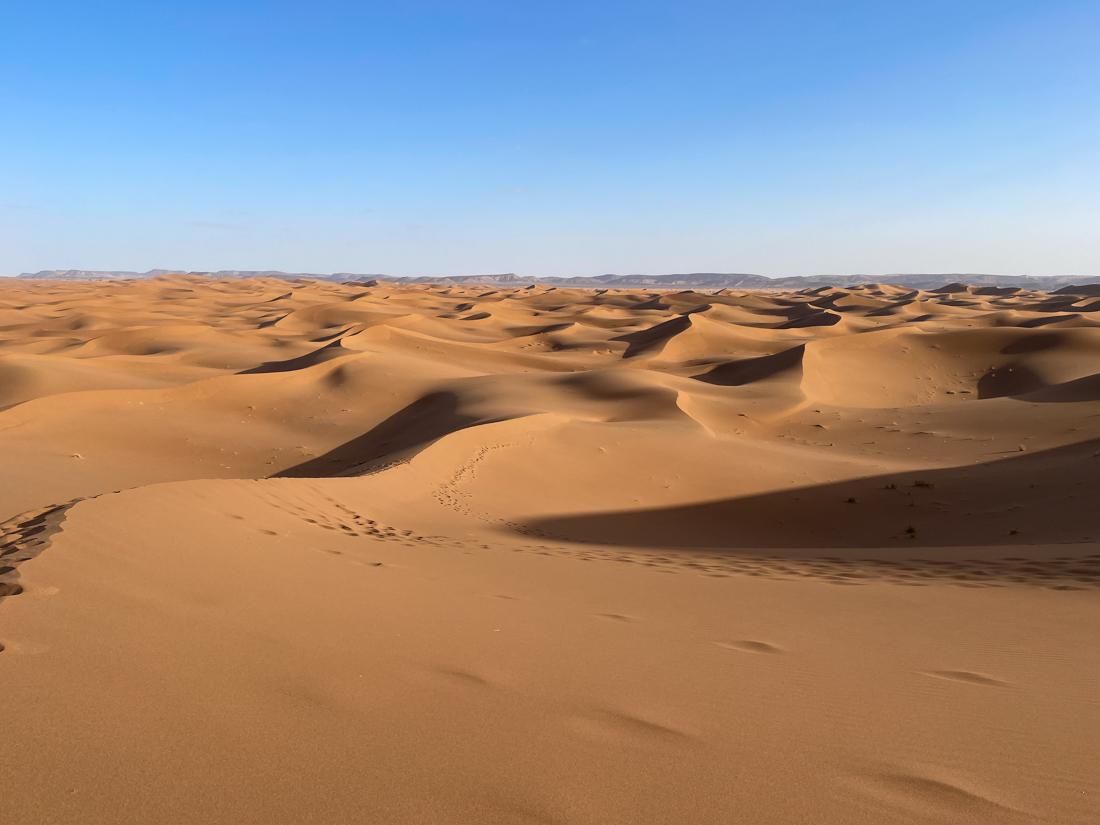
1,1,1098,278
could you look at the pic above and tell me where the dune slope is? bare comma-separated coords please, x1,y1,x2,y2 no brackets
2,276,1099,824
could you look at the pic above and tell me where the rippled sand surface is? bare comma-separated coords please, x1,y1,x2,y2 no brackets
2,276,1098,823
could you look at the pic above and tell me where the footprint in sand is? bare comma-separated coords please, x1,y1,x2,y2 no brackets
716,640,783,654
919,670,1009,687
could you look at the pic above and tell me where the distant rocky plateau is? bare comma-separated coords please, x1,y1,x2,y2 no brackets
15,269,1100,291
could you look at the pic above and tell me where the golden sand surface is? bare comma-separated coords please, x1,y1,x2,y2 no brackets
2,276,1099,823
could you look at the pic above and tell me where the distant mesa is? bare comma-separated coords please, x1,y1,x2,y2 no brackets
14,269,386,283
14,269,1100,290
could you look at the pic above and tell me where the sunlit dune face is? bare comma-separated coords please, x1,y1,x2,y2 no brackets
3,276,1100,522
3,276,1100,825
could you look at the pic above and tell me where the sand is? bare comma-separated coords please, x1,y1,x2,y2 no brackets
1,275,1098,823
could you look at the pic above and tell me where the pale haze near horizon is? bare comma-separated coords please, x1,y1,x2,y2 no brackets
1,1,1098,280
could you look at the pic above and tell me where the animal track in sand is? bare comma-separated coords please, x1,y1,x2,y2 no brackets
431,440,562,541
433,443,516,518
497,541,1100,590
227,485,1100,594
251,486,447,549
320,520,1100,592
919,670,1010,687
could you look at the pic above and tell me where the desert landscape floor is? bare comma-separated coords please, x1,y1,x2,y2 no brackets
2,276,1099,823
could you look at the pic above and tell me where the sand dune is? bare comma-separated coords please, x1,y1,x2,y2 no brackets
2,275,1099,823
